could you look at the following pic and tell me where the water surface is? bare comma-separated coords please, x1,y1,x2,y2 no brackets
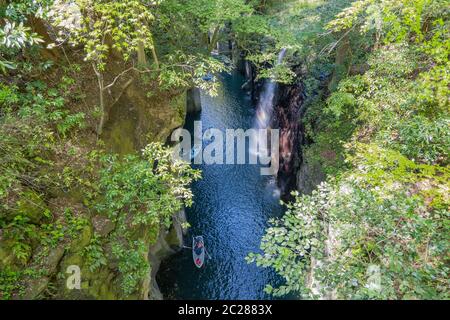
157,71,285,300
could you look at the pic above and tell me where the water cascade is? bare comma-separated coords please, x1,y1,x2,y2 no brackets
255,48,287,131
252,48,287,171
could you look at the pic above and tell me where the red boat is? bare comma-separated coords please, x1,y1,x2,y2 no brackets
192,236,205,268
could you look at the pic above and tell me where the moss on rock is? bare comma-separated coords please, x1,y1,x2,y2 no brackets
0,241,17,270
15,190,48,224
68,224,93,254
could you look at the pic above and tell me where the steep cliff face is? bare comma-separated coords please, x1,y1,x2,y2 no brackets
248,65,327,196
51,209,187,300
148,209,187,300
71,58,188,299
273,82,305,195
62,70,188,300
275,79,329,196
102,83,186,155
0,48,188,299
237,55,305,196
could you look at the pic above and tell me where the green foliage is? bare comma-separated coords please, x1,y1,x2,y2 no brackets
50,0,246,96
252,0,449,300
93,143,200,296
0,267,45,300
1,79,85,135
254,62,296,84
83,233,107,272
394,116,449,165
0,1,49,73
2,0,54,21
156,52,229,96
250,152,449,298
325,91,356,119
234,0,354,84
1,0,446,301
51,0,155,70
4,216,35,264
97,143,200,229
182,0,252,32
0,78,86,206
0,30,98,298
111,240,149,296
0,268,25,300
150,0,251,93
1,0,205,297
0,21,43,49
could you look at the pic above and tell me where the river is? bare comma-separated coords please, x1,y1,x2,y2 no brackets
157,70,285,300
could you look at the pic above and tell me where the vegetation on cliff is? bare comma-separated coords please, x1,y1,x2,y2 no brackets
1,0,448,300
249,0,449,299
0,0,248,299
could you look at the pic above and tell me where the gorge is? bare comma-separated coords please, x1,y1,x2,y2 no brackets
157,70,286,299
1,0,448,301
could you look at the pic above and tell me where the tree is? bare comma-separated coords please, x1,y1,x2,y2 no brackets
50,0,235,136
0,0,54,72
152,0,253,55
0,20,44,72
49,0,158,136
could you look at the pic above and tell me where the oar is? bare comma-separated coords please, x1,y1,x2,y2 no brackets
205,248,212,260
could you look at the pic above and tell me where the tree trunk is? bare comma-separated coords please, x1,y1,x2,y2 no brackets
98,88,105,137
151,45,160,70
208,26,221,53
143,34,159,70
93,64,106,137
328,34,351,91
137,41,148,66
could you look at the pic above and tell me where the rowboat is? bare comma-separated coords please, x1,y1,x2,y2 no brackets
192,236,205,268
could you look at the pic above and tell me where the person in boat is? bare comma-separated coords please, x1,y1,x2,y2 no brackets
194,241,203,255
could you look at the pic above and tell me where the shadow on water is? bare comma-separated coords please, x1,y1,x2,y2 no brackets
157,71,287,300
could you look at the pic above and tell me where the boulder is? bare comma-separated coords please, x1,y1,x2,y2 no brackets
15,190,49,224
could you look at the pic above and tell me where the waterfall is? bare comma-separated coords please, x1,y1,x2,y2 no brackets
251,48,287,165
255,48,287,131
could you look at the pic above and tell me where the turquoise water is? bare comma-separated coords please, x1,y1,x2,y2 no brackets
157,71,285,300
